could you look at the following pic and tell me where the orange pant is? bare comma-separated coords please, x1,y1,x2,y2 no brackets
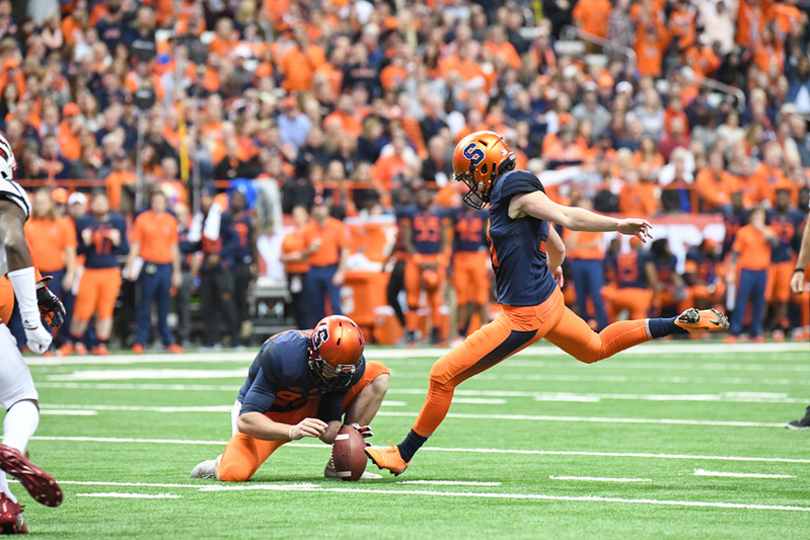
414,287,651,436
605,287,652,321
218,360,390,482
687,282,725,307
74,268,122,322
0,276,12,325
765,261,794,303
452,252,490,305
404,256,446,332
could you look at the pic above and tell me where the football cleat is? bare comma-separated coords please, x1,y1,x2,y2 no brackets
0,493,27,534
55,342,73,357
323,459,382,480
674,308,729,333
787,407,810,430
190,458,218,479
91,344,108,356
0,446,62,507
365,442,410,476
74,343,88,356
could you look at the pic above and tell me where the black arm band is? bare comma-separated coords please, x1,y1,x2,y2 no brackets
795,268,806,274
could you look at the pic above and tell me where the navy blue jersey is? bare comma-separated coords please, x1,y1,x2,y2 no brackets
231,211,255,265
75,213,129,268
487,169,556,306
685,247,718,284
393,205,416,256
722,207,748,259
766,209,803,263
654,254,678,285
453,208,488,253
237,330,365,423
606,250,649,289
410,208,445,255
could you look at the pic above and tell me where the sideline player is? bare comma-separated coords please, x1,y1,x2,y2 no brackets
366,131,730,475
190,315,389,481
0,134,64,533
786,194,810,429
451,201,490,342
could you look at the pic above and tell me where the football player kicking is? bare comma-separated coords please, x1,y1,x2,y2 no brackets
366,131,730,476
0,134,65,533
191,315,390,481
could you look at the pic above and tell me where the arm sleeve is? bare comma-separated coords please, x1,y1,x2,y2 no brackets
239,367,278,415
499,170,546,202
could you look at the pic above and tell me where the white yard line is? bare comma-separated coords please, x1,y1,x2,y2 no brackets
30,436,810,464
34,405,789,427
550,476,652,483
50,479,810,512
693,470,796,479
76,492,181,499
24,341,809,367
397,480,501,486
376,411,785,428
450,398,506,405
46,369,248,381
40,410,98,416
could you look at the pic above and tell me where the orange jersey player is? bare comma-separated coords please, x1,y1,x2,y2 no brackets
765,188,804,339
366,130,729,476
451,204,490,341
604,237,659,321
190,316,389,481
59,193,128,356
401,187,451,345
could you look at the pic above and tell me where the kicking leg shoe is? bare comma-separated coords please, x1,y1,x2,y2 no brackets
0,446,62,508
0,494,27,534
365,442,410,476
787,407,810,430
190,458,219,479
675,308,730,333
324,459,382,480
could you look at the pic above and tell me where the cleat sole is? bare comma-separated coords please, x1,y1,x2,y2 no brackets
0,447,62,508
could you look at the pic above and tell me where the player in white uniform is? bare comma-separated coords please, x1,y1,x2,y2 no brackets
0,134,64,533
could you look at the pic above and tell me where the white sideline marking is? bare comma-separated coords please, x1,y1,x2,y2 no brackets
31,436,810,464
693,469,796,479
40,410,98,416
381,401,407,407
54,480,214,488
47,369,248,381
376,411,785,428
397,480,501,486
198,484,810,512
35,404,791,425
550,476,652,483
48,480,810,512
25,341,808,367
77,492,181,499
450,398,506,405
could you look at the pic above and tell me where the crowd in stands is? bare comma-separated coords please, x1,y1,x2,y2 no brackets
1,0,809,351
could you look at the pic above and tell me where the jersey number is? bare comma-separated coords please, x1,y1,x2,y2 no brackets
234,222,250,248
92,228,113,255
462,143,485,165
617,254,639,283
413,216,440,242
456,217,483,243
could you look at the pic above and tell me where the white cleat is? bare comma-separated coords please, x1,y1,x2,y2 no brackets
191,459,218,479
324,459,382,480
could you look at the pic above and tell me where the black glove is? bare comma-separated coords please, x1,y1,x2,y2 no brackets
37,286,65,328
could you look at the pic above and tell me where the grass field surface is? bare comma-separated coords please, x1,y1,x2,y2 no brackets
13,341,810,539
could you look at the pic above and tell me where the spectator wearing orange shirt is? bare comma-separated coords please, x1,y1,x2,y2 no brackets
280,206,317,329
105,151,136,212
24,189,77,342
726,206,776,342
124,191,183,354
58,103,82,161
695,151,740,212
635,24,671,78
302,201,349,326
484,26,521,70
208,18,236,59
323,95,362,140
572,0,613,39
278,28,325,93
750,142,788,204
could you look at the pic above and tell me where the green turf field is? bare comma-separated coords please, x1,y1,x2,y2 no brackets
14,341,810,539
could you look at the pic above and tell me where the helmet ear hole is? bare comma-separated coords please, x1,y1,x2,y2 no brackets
480,163,488,175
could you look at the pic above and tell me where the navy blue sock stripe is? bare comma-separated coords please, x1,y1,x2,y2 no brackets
397,429,428,463
648,317,685,339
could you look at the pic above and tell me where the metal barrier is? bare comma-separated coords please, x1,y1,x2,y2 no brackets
560,25,637,71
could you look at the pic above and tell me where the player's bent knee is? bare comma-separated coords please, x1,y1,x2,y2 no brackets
369,373,389,397
217,462,254,483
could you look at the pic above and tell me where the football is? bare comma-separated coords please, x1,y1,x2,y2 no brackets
331,425,368,482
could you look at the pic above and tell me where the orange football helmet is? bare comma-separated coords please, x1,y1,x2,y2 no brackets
452,131,516,209
309,315,365,391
